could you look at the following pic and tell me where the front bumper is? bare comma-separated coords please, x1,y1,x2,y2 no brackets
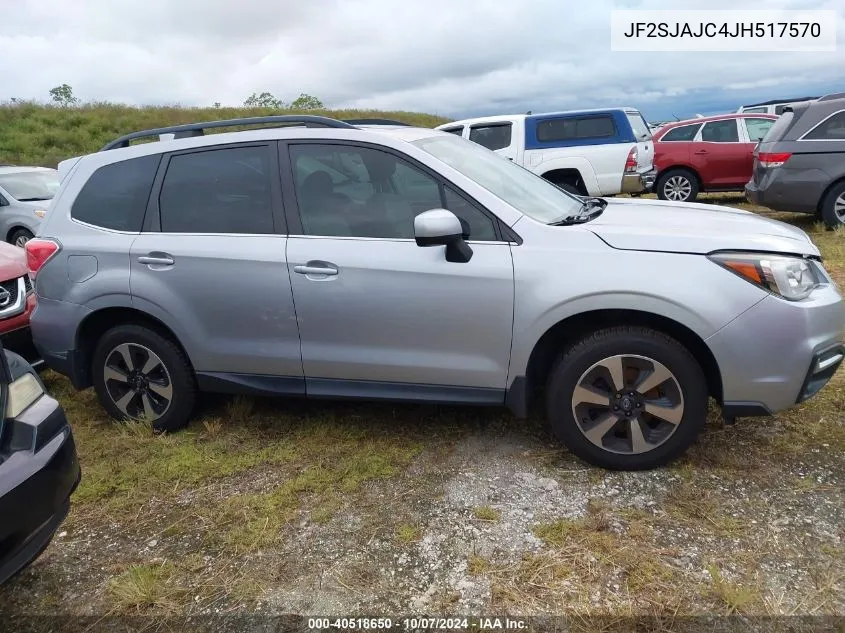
0,396,80,585
622,168,657,194
707,283,845,415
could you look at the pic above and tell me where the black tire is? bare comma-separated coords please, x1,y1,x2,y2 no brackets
819,180,845,228
655,169,699,203
545,326,708,470
9,228,34,248
92,324,196,433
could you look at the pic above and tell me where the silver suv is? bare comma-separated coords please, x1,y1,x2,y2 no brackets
27,116,845,470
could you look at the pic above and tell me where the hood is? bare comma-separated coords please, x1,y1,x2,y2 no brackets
0,242,28,280
586,197,818,257
15,199,50,210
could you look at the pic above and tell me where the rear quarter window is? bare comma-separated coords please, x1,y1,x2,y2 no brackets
537,115,616,142
71,154,160,231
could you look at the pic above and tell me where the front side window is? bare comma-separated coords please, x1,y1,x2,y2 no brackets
72,155,159,231
469,124,512,151
700,119,740,142
0,170,60,202
744,118,775,142
659,123,702,142
158,146,274,234
803,111,845,140
537,115,616,142
414,135,582,225
290,144,497,240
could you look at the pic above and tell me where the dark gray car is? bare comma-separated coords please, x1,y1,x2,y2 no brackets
746,92,845,228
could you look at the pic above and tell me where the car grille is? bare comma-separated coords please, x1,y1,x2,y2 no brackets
23,275,32,293
0,278,17,297
0,277,26,318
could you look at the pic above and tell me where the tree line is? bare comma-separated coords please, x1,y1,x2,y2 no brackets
33,84,324,110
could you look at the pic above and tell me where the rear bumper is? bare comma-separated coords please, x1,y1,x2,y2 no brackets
745,173,821,215
707,284,845,414
622,168,657,194
0,398,80,585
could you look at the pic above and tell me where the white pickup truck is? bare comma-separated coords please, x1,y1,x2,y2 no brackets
437,108,656,196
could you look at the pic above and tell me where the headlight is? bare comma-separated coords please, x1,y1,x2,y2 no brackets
708,252,823,301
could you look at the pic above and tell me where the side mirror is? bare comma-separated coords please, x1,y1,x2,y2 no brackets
414,209,473,263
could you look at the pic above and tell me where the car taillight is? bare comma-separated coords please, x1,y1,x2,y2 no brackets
25,238,60,277
757,152,792,168
625,147,638,173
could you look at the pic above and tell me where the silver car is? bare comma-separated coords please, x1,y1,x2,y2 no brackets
27,116,845,470
0,166,59,246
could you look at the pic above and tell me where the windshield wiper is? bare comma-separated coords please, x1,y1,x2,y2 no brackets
17,196,52,202
549,197,607,226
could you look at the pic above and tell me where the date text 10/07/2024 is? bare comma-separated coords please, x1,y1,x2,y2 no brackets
307,618,530,630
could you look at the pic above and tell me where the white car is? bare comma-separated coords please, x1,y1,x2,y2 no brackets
437,108,655,197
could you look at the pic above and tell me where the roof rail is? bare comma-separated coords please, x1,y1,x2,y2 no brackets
100,115,356,151
818,92,845,102
341,118,412,126
742,96,819,107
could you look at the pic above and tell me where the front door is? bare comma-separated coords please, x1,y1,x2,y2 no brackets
129,142,304,390
283,141,514,402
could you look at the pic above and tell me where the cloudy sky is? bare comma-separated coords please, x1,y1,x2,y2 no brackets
3,0,843,121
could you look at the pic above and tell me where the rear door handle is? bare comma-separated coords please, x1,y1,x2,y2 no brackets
694,150,708,155
138,255,175,266
294,264,338,276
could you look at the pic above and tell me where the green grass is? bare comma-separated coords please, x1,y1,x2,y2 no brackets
0,102,451,167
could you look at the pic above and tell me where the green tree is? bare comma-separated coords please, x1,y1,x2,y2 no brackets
290,93,323,110
49,83,79,107
243,92,283,108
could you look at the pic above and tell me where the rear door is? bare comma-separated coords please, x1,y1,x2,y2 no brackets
129,142,304,389
468,122,518,162
692,119,746,188
625,110,654,171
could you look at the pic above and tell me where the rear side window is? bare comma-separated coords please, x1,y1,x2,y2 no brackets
659,123,702,142
537,115,616,142
71,154,159,231
469,124,512,151
159,146,274,234
701,120,739,142
803,111,845,140
742,107,768,114
744,118,775,142
441,127,464,136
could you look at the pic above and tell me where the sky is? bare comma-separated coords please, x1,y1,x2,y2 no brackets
2,0,843,122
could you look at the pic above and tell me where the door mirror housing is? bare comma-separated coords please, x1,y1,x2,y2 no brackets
414,209,473,263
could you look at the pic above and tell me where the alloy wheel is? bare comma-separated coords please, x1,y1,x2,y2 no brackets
14,235,30,248
834,193,845,224
663,176,692,201
570,354,684,455
103,343,174,421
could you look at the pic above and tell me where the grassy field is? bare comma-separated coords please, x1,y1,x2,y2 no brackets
0,103,451,167
0,196,843,629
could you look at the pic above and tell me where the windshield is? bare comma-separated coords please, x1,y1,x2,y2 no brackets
0,170,60,201
412,135,581,223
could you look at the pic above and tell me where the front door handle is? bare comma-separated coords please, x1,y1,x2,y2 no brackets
694,150,708,155
294,264,338,276
138,255,174,266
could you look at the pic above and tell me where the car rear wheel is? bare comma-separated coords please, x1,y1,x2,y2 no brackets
545,327,708,470
9,228,33,248
656,169,699,203
92,324,196,433
820,181,845,228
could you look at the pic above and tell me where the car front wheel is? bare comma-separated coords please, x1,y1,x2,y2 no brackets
546,327,708,470
656,169,699,203
92,324,196,432
9,228,34,248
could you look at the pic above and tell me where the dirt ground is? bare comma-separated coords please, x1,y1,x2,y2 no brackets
0,199,843,631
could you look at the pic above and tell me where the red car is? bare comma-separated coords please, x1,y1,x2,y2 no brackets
652,113,778,202
0,242,37,363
